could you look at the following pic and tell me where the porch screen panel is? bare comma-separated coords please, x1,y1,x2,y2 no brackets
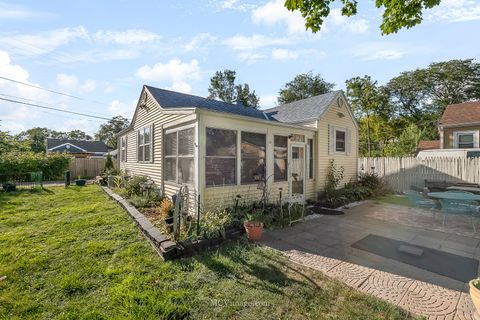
241,132,266,184
308,138,314,179
205,128,236,186
178,128,194,184
274,135,288,181
164,132,177,182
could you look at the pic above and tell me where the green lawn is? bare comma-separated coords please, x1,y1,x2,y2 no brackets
0,185,415,319
375,194,411,207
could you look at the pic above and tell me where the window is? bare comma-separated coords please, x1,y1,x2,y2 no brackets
120,136,127,162
206,128,236,186
164,127,195,184
335,130,346,152
455,132,476,149
137,126,152,162
274,135,288,181
308,138,314,179
241,132,266,184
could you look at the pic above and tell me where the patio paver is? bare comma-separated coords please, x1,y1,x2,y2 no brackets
261,200,479,319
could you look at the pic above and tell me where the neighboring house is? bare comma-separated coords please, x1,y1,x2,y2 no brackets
417,101,480,157
46,138,110,158
118,85,358,212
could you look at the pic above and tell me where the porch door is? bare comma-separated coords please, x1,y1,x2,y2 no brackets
289,144,305,198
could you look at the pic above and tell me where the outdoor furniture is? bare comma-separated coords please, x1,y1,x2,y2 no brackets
428,191,480,232
404,190,436,209
447,186,480,194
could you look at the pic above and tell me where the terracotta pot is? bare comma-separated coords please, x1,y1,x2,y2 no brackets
469,280,480,316
244,221,263,241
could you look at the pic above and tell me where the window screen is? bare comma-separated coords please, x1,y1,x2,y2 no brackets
274,135,288,181
241,132,266,184
205,128,236,186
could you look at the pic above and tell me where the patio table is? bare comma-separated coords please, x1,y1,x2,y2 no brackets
446,186,480,194
428,192,480,202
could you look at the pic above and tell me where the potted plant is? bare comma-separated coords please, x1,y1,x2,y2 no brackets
75,176,86,186
244,212,263,241
2,181,16,192
469,278,480,315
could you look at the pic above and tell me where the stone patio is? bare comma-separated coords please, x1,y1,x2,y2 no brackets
261,200,480,319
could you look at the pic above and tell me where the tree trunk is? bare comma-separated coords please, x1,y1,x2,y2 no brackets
366,116,372,157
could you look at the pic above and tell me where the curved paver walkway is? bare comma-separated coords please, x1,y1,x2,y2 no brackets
284,250,476,319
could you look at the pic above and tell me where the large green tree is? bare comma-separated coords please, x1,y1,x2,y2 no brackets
284,0,442,35
207,69,260,108
346,76,390,157
95,116,130,149
278,72,335,104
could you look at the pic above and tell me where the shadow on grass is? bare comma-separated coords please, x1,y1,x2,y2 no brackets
188,241,322,295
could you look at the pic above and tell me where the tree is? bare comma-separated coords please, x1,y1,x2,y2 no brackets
95,116,130,149
284,0,441,35
346,76,390,157
383,124,424,156
207,69,260,108
278,72,335,104
0,123,25,153
67,130,92,140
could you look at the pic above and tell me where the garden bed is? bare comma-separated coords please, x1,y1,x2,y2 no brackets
102,186,244,260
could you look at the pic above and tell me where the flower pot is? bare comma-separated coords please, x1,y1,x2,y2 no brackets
75,179,86,186
244,221,263,241
469,280,480,316
2,184,16,192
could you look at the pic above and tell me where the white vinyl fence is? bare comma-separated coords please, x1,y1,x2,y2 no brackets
358,157,480,192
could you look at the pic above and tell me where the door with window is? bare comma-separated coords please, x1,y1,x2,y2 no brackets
289,144,305,198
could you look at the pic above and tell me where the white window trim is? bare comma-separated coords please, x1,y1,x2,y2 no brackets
120,136,127,163
453,130,479,149
137,125,153,163
329,124,351,155
164,124,196,186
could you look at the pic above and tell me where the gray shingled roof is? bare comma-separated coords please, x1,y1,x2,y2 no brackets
47,138,109,153
264,91,341,123
145,85,273,121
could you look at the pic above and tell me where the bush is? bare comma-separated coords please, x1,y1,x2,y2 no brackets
200,209,233,239
104,154,114,172
0,152,71,180
324,159,344,198
125,175,149,196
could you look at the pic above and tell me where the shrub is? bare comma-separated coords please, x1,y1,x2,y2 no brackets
324,159,344,197
358,172,382,190
104,154,114,172
125,175,149,196
128,195,153,208
200,209,233,239
159,198,173,219
0,152,71,180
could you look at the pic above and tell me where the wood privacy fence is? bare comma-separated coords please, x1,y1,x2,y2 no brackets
68,158,112,178
358,157,480,192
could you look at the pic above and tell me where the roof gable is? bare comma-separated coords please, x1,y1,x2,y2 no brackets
46,138,109,153
264,91,341,123
440,101,480,126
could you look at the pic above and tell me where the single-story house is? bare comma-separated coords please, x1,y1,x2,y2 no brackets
118,85,358,213
46,138,110,158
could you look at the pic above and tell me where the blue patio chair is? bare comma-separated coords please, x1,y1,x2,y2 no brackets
440,198,478,232
404,190,436,209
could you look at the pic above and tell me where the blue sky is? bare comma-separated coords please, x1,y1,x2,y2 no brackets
0,0,479,136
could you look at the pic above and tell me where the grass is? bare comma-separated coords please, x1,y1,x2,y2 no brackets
375,194,411,207
0,185,416,319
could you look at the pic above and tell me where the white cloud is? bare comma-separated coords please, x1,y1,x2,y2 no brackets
271,48,299,61
108,100,136,118
211,0,256,12
56,73,96,93
0,3,49,20
328,9,369,34
93,29,161,45
135,58,201,93
427,0,480,22
252,0,306,34
347,42,433,61
223,34,292,51
0,26,89,56
183,33,217,52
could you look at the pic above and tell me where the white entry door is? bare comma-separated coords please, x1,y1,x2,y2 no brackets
289,144,305,199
